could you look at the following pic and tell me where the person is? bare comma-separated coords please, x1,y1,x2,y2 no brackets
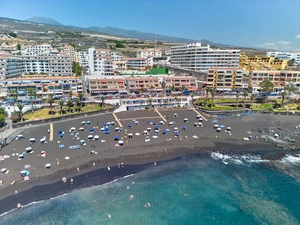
77,167,80,172
70,178,74,185
93,162,96,168
47,129,50,134
62,177,67,183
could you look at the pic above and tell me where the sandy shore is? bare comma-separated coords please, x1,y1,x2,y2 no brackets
0,110,299,214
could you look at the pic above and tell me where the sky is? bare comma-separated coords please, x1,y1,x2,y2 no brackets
1,0,300,51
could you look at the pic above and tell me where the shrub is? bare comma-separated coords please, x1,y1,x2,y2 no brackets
48,110,56,115
297,105,300,110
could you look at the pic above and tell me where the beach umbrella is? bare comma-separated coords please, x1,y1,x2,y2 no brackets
105,127,109,131
128,133,133,138
1,168,7,174
174,127,178,130
214,124,219,129
102,122,107,127
118,140,124,145
107,122,111,127
226,127,231,131
216,127,221,132
183,118,188,122
128,124,132,128
87,121,91,125
19,154,24,159
17,134,23,139
114,135,119,140
174,131,179,136
29,138,36,143
143,130,148,135
134,120,139,125
105,130,110,135
94,135,100,140
159,121,164,125
182,126,187,130
154,125,159,130
147,127,152,131
147,120,151,123
79,127,85,131
115,127,120,132
58,129,63,134
153,122,156,125
70,127,76,132
155,129,159,134
219,125,226,128
100,127,105,132
212,119,218,124
40,137,46,143
59,133,64,138
45,163,52,169
197,115,201,119
198,118,203,122
25,147,32,152
162,130,167,135
81,121,86,126
169,121,175,125
166,129,170,132
80,139,85,144
111,121,115,126
173,113,178,118
194,122,198,126
88,135,93,139
90,127,95,133
20,170,30,177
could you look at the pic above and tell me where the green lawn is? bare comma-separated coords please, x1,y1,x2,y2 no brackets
23,104,109,121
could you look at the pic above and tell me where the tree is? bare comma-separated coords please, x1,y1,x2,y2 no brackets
0,114,5,126
149,85,155,93
160,81,166,94
148,98,153,108
16,43,21,50
47,94,55,115
190,93,195,102
281,92,287,105
77,92,84,109
284,82,297,99
287,58,296,66
75,99,81,112
171,85,175,92
250,94,255,106
100,96,105,107
259,79,274,95
27,87,36,112
180,85,185,92
58,100,64,115
66,100,74,113
235,93,240,108
205,87,210,107
243,90,248,108
140,87,146,94
72,62,83,76
210,88,216,107
16,104,24,122
68,90,73,100
163,99,168,108
8,32,17,38
9,89,19,111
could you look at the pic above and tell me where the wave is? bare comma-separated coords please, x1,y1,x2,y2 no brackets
211,151,269,165
279,154,300,165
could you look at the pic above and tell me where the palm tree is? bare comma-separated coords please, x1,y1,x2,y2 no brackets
100,96,105,107
160,81,166,94
46,94,55,115
149,85,155,93
235,93,240,108
148,98,153,108
16,103,24,122
27,87,36,112
250,94,255,106
163,99,168,108
10,89,18,111
281,91,287,105
284,82,297,99
140,87,146,94
66,100,74,113
75,99,81,112
171,84,175,92
205,87,210,107
68,90,73,100
58,100,64,115
242,90,248,108
190,93,195,102
77,92,84,109
210,88,216,107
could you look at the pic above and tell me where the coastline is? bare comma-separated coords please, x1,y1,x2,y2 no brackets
0,139,290,215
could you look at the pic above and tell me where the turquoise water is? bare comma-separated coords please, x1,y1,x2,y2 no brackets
1,152,300,225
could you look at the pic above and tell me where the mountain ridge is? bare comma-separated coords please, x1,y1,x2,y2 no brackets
26,16,63,26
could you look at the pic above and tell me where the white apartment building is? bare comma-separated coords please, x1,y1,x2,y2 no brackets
266,51,300,64
62,45,76,62
0,52,24,79
88,48,113,76
111,52,124,61
136,49,162,58
127,57,153,70
22,43,52,56
78,51,89,68
170,42,240,72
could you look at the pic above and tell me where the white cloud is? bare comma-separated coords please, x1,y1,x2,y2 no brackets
257,40,294,50
295,34,300,39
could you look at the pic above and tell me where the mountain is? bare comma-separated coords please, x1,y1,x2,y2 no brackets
26,16,63,26
87,26,194,43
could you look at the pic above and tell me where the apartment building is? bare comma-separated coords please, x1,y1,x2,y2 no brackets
127,57,153,70
136,49,162,58
0,52,24,79
267,51,300,64
111,52,124,61
240,54,287,71
249,70,300,93
88,48,113,76
0,76,83,99
62,45,76,62
22,43,52,56
170,43,240,72
86,77,126,95
163,76,198,92
125,77,160,93
78,51,89,68
206,68,248,91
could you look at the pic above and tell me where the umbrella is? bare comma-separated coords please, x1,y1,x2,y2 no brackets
114,135,119,140
216,127,221,132
226,127,231,131
29,138,36,143
58,129,63,134
198,118,203,121
147,120,151,123
59,133,64,138
154,125,159,130
147,127,151,131
80,140,85,144
197,115,201,118
45,163,52,169
105,130,110,135
214,124,219,128
88,135,93,139
155,129,159,133
128,133,133,138
90,127,95,132
1,168,7,174
169,121,175,125
17,134,23,139
81,121,86,125
102,122,107,126
105,127,109,131
212,119,218,124
174,127,178,130
143,130,148,135
162,130,167,135
25,147,33,153
128,124,132,128
134,121,139,124
111,121,115,126
100,128,105,132
174,131,179,136
87,121,91,125
118,140,124,145
182,126,187,130
115,127,120,131
79,127,85,131
184,118,188,122
107,122,111,126
94,135,100,140
19,154,24,158
70,127,76,132
153,122,156,125
20,170,30,177
174,113,178,117
159,121,164,125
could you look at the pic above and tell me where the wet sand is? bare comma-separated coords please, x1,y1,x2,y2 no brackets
0,110,298,214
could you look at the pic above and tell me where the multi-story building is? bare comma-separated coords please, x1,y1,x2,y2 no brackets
170,42,240,71
22,44,52,56
0,52,24,79
0,76,83,99
163,76,198,92
111,52,124,61
62,45,76,62
136,49,162,58
267,51,300,64
249,70,300,93
126,57,153,70
86,77,126,95
78,51,89,68
88,48,113,76
125,77,160,93
206,68,249,91
22,55,73,76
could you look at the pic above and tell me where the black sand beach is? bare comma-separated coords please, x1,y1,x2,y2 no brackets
0,109,299,214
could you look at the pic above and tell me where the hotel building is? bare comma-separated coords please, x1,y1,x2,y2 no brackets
86,77,126,95
62,45,76,62
22,43,52,56
163,76,198,92
170,43,240,72
0,52,24,79
126,57,153,70
267,51,300,65
88,48,113,76
125,77,160,93
136,49,162,58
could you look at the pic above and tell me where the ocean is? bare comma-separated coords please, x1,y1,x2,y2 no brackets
1,151,300,225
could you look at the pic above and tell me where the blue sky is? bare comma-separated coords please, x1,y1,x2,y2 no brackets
1,0,300,51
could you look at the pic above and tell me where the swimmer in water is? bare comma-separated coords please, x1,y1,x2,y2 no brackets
107,166,110,170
